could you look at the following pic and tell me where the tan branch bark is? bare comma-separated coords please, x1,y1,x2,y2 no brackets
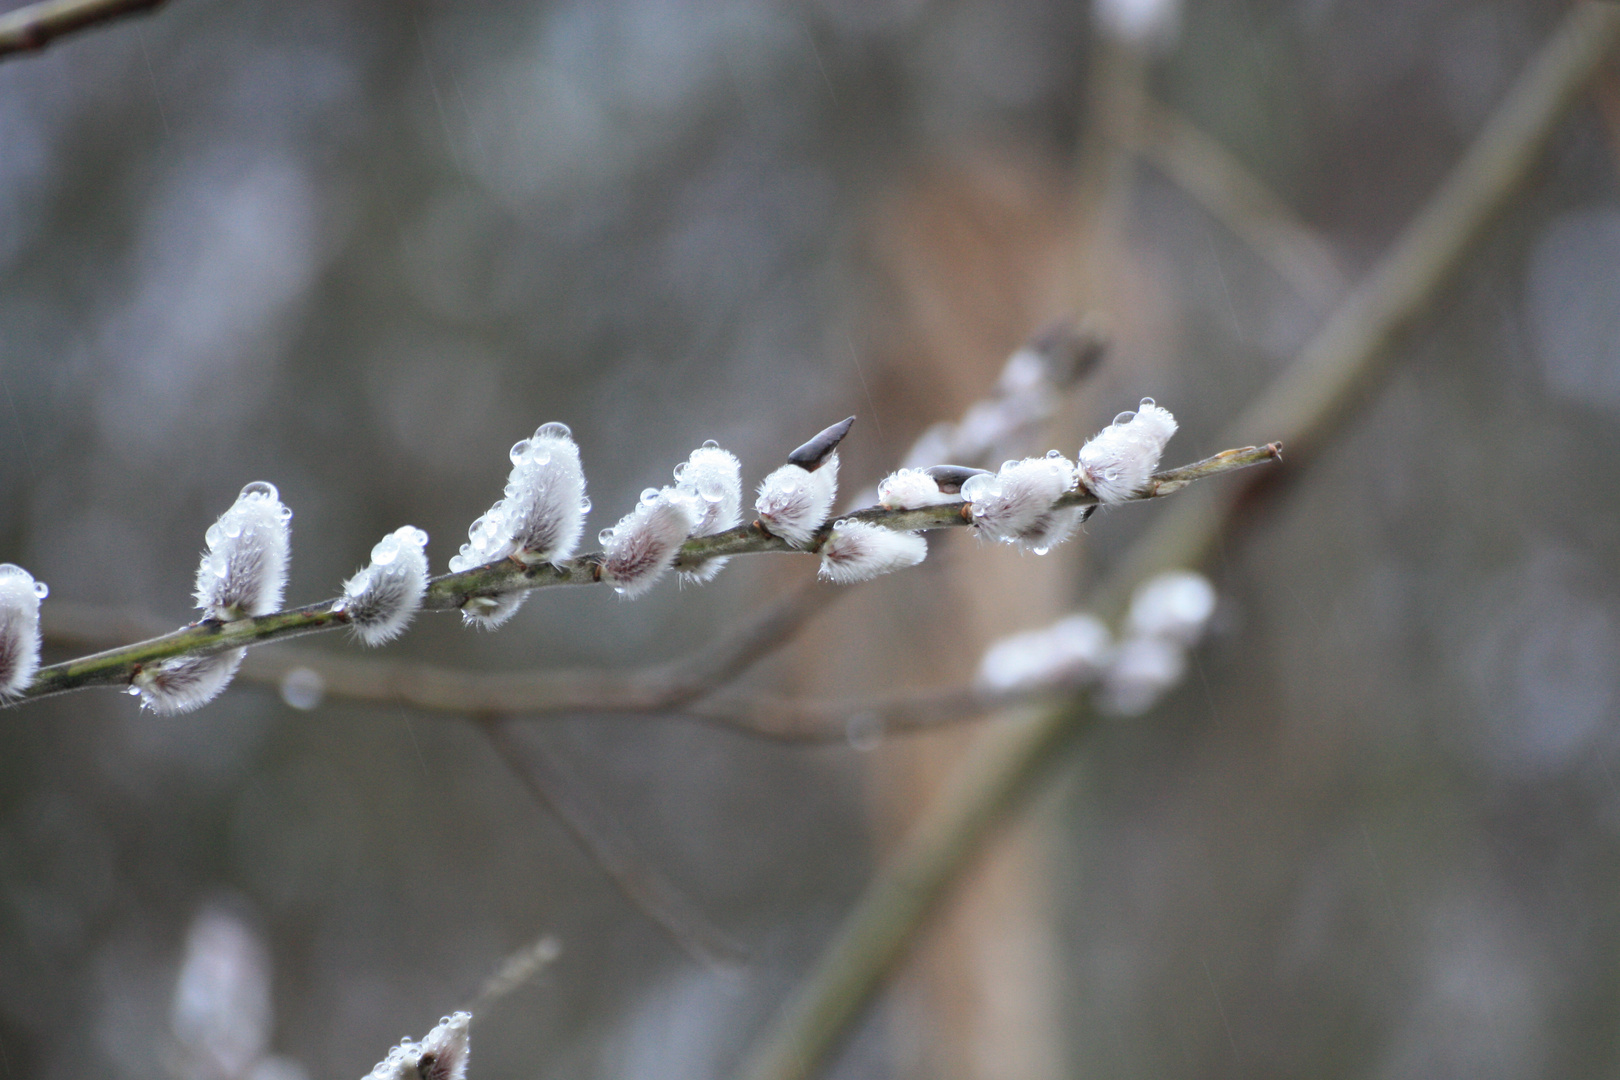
0,0,165,58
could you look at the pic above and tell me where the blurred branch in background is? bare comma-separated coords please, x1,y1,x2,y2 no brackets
479,718,749,971
0,0,164,57
736,6,1620,1078
1140,99,1347,306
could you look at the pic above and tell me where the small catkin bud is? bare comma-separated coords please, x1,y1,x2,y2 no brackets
755,454,839,547
0,563,47,697
1126,570,1216,645
337,526,430,646
675,442,744,584
961,453,1077,551
448,422,589,573
976,614,1113,692
132,649,246,715
194,482,292,621
460,591,528,630
818,520,928,584
876,468,955,510
1076,398,1178,504
600,488,701,598
365,1012,472,1080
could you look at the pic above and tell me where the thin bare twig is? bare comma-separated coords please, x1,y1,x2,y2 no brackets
734,7,1620,1079
1140,99,1347,304
0,0,165,57
13,444,1278,708
479,717,748,971
39,576,844,719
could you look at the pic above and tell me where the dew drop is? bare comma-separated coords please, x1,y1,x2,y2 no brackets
509,439,532,465
613,586,627,595
1046,449,1063,459
531,447,552,466
32,581,48,599
1033,546,1050,556
1139,396,1155,408
371,535,402,565
1113,411,1136,426
205,523,223,549
277,506,293,523
701,439,719,449
845,712,882,752
126,685,141,696
640,488,661,506
672,462,688,480
598,528,615,545
536,421,572,440
280,666,326,711
239,481,278,501
1001,460,1019,472
578,497,592,514
699,478,724,503
223,520,244,539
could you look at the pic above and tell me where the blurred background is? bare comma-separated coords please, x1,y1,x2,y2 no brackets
3,0,1620,1077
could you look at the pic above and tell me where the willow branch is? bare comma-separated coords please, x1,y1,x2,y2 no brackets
734,7,1620,1079
0,0,165,57
11,444,1279,708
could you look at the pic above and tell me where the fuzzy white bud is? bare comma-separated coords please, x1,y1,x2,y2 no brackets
449,422,589,573
876,468,956,510
674,442,743,584
195,482,292,621
132,648,246,715
818,520,928,584
460,591,528,630
1126,570,1216,645
337,526,430,646
364,1012,471,1080
1077,399,1177,504
961,453,1077,551
0,563,47,697
976,614,1113,692
600,488,701,598
755,454,840,547
1098,635,1186,716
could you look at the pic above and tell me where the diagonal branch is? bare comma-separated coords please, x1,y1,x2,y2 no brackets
11,444,1279,708
733,7,1620,1079
478,717,749,970
0,0,166,57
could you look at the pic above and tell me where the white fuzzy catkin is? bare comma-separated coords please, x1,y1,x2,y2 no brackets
0,563,47,697
1077,399,1178,504
337,526,431,645
818,520,928,584
755,453,839,547
195,482,292,621
976,614,1113,692
961,453,1077,550
674,442,743,583
460,591,528,630
133,649,246,715
1098,635,1186,716
449,422,588,573
876,468,956,510
365,1012,471,1080
600,488,701,598
1126,570,1216,645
